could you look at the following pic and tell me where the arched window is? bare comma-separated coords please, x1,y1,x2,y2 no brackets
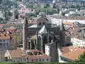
43,36,47,44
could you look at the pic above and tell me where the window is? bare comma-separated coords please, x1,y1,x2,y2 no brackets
0,40,2,42
42,59,44,61
34,52,37,55
27,58,28,60
3,43,5,46
39,59,41,61
0,43,2,46
6,43,8,46
38,52,42,55
32,60,34,62
3,40,5,42
5,57,8,61
47,59,48,61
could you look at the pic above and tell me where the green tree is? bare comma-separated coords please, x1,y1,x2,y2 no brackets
44,3,50,8
78,52,85,62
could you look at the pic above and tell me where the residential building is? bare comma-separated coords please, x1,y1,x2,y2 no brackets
71,38,85,47
51,15,85,24
0,33,11,50
61,47,85,62
5,26,17,33
5,49,51,62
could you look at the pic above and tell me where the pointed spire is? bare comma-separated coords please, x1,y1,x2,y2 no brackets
24,16,28,24
23,16,28,50
60,20,65,31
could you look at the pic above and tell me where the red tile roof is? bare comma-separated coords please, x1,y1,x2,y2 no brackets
62,48,85,60
0,33,10,40
61,47,70,54
64,22,77,27
8,49,51,59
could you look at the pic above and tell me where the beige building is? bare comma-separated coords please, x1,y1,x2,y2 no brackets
5,49,51,62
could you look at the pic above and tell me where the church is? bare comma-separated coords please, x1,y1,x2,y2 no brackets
22,12,65,62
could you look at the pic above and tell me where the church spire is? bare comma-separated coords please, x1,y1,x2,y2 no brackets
60,20,65,47
60,20,65,31
52,0,57,8
24,16,28,25
23,16,28,50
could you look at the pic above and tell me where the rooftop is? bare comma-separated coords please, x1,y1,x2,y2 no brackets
5,26,17,31
8,49,51,59
64,21,85,40
62,48,85,60
0,33,10,40
38,25,47,34
61,47,70,54
51,15,85,20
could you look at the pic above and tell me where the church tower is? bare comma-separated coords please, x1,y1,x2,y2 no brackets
60,20,65,47
52,0,57,8
23,17,29,50
12,8,19,19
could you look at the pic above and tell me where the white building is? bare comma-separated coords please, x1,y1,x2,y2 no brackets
71,38,85,47
50,15,85,24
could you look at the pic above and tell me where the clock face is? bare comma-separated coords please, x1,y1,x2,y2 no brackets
45,45,50,55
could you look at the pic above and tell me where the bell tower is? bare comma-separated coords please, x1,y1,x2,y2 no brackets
12,8,19,19
23,17,29,50
60,20,65,47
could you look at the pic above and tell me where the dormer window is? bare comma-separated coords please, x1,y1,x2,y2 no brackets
34,52,38,55
26,50,33,55
33,52,42,55
38,52,42,55
27,52,33,55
